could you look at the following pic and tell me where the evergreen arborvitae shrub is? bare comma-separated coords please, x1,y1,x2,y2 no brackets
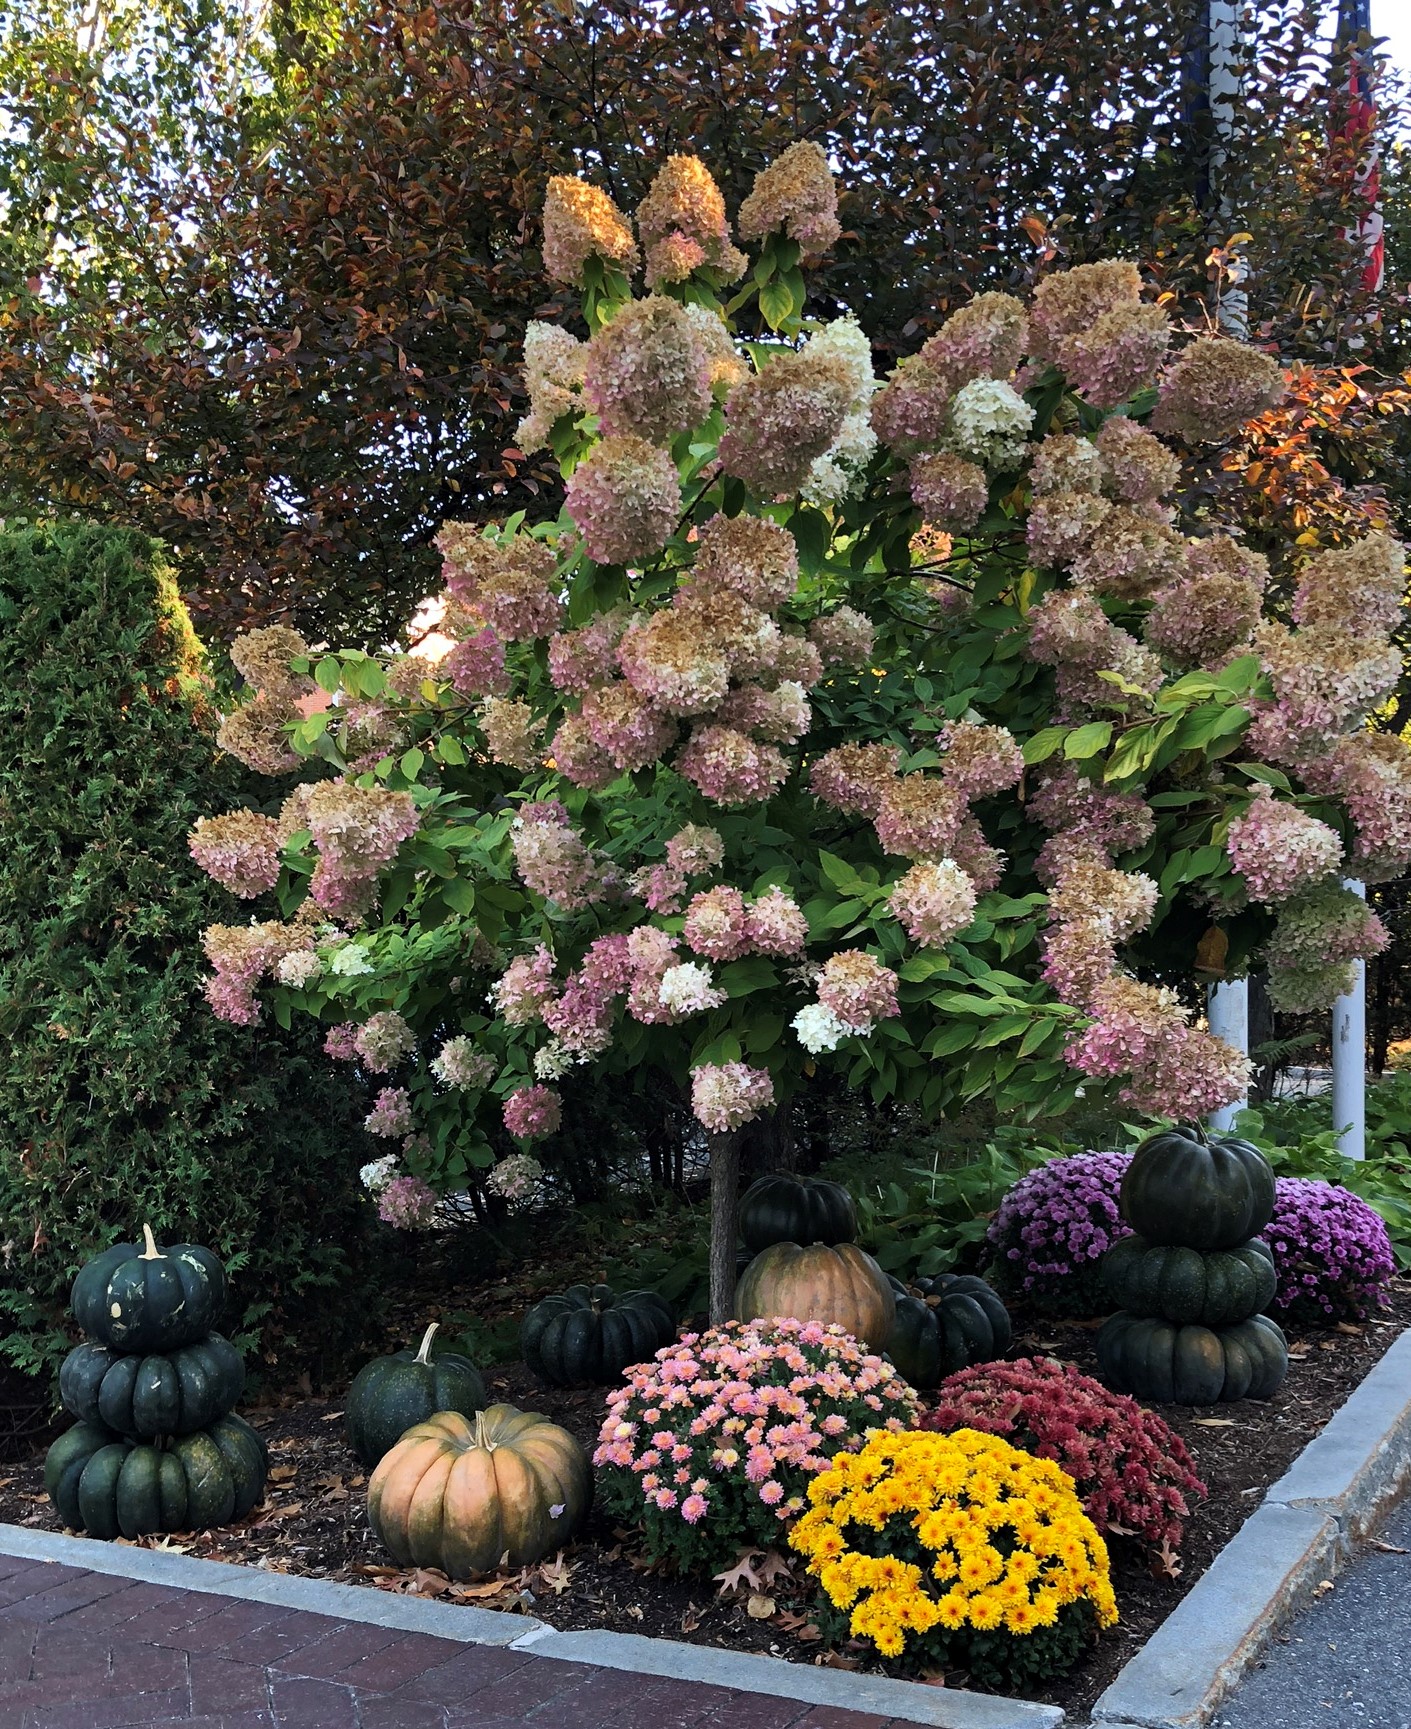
0,521,375,1378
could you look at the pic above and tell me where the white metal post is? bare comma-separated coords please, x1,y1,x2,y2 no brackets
1207,977,1250,1132
1331,879,1368,1161
1208,0,1250,338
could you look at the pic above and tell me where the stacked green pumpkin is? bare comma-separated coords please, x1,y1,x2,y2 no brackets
46,1226,268,1538
1097,1129,1290,1405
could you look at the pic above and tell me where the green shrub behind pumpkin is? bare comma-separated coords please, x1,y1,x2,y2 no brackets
0,519,376,1380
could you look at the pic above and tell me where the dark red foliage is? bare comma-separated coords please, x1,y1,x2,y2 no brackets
922,1355,1207,1552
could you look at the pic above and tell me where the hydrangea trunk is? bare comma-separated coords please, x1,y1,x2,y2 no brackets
709,1129,741,1325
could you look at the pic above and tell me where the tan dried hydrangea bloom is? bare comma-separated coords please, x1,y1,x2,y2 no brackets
737,140,841,254
1151,337,1286,442
516,322,587,451
637,155,747,288
229,625,311,699
217,696,301,776
542,176,639,287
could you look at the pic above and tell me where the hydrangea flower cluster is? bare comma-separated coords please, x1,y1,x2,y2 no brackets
690,1062,775,1132
789,1428,1117,1684
593,1318,917,1574
1265,1178,1396,1322
484,1152,545,1208
502,1083,562,1141
1226,787,1343,904
377,1173,439,1231
1264,880,1389,1013
922,1356,1206,1553
983,1152,1133,1316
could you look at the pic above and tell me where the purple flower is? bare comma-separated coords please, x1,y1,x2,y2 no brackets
1266,1178,1395,1323
983,1151,1133,1316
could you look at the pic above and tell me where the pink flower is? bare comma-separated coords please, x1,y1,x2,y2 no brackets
817,951,899,1034
745,887,808,956
503,1084,562,1141
690,1062,775,1132
681,1493,708,1524
683,885,751,960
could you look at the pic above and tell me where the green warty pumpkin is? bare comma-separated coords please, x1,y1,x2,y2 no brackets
59,1335,244,1439
345,1322,489,1467
1096,1311,1289,1405
1102,1234,1277,1327
45,1413,268,1539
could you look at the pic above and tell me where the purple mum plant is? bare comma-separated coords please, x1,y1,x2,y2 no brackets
983,1150,1133,1316
1266,1178,1395,1324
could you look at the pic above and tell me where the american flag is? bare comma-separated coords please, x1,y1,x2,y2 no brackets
1336,0,1386,293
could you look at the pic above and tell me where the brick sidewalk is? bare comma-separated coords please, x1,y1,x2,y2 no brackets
0,1554,912,1729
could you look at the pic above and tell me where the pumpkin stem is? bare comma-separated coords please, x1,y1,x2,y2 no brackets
473,1408,495,1452
414,1322,439,1366
139,1224,163,1261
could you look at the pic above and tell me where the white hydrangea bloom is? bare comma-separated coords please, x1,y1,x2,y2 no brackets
275,950,322,988
792,1001,853,1053
658,961,727,1015
533,1039,575,1080
359,1154,399,1195
948,378,1035,470
327,941,375,977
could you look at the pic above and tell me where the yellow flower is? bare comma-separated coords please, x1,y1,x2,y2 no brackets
969,1592,1006,1631
1006,1600,1040,1635
936,1588,970,1629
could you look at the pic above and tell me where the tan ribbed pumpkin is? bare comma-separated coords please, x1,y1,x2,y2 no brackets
734,1241,896,1351
366,1404,590,1578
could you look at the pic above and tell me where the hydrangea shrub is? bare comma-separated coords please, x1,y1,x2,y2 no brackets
922,1356,1206,1552
187,140,1411,1310
1266,1177,1396,1323
983,1152,1133,1316
593,1318,917,1573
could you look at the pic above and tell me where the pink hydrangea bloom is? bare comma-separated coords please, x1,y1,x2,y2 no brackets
354,1010,416,1074
817,951,899,1033
443,627,513,699
366,1086,415,1139
690,1062,775,1131
676,726,789,806
1226,787,1343,905
682,885,751,960
889,860,977,947
503,1084,563,1141
188,811,282,899
378,1174,439,1230
809,743,900,817
745,887,809,956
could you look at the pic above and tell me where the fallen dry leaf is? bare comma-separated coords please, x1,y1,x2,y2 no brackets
535,1553,574,1596
1314,1578,1335,1596
746,1593,776,1619
320,1410,346,1421
1191,1418,1237,1427
714,1550,765,1595
410,1569,451,1596
1368,1538,1409,1555
268,1464,298,1484
680,1604,703,1635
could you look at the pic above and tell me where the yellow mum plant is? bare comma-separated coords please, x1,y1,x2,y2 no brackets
789,1427,1118,1688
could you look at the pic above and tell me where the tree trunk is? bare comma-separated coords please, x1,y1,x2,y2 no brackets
708,1129,741,1326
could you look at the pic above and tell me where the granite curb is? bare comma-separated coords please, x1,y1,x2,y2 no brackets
0,1521,1060,1729
1089,1325,1411,1729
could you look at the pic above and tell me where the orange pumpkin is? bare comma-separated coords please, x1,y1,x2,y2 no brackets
366,1404,591,1578
734,1241,896,1351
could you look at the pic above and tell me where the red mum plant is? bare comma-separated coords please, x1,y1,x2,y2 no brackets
921,1356,1206,1553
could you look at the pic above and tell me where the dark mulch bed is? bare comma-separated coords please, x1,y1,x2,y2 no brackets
1,1250,1406,1718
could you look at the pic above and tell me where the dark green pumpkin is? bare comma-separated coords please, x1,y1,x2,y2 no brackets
1120,1128,1276,1251
739,1175,858,1254
71,1224,227,1353
345,1322,489,1468
1096,1311,1288,1404
1102,1235,1277,1327
521,1285,676,1388
884,1274,1012,1389
59,1335,245,1438
44,1413,268,1539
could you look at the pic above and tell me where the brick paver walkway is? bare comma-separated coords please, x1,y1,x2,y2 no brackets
0,1555,916,1729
